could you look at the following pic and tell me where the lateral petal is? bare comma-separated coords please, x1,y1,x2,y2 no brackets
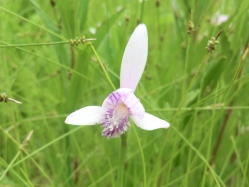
131,113,170,130
65,106,105,125
120,24,148,92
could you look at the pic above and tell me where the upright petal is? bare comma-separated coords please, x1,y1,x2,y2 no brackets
131,113,170,130
65,106,105,125
120,24,148,92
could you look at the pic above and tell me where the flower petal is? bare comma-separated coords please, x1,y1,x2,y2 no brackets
131,113,170,130
102,88,145,118
118,88,145,117
65,106,105,125
120,24,148,92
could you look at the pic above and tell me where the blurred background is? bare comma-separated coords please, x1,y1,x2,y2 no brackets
0,0,249,186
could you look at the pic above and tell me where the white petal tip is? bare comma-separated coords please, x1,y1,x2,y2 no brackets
132,113,170,131
164,122,170,129
137,24,147,31
64,118,75,125
64,106,104,126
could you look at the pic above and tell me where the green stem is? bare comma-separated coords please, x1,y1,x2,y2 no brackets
153,52,209,187
210,46,248,165
213,48,247,97
182,36,191,96
0,6,65,40
0,41,68,48
146,105,249,112
0,38,96,48
0,151,21,181
90,44,128,187
0,40,94,82
171,125,224,187
171,53,208,123
90,44,116,90
118,134,127,187
0,130,34,182
132,124,147,187
139,0,145,23
201,92,218,187
185,64,206,186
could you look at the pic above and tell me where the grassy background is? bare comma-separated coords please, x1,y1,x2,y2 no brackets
1,0,249,186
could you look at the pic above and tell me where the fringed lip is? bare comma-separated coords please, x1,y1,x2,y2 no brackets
101,88,145,138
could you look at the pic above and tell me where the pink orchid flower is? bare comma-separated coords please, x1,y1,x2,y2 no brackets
65,24,170,138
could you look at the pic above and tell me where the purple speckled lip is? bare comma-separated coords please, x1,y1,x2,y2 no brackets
101,88,145,138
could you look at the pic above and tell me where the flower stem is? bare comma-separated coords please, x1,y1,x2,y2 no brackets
118,133,127,187
132,124,147,187
139,0,145,23
90,44,116,90
0,38,96,48
90,44,128,186
0,93,22,104
0,41,69,48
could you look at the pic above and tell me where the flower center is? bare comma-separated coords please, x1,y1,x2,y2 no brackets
102,101,130,138
113,102,129,120
101,88,145,138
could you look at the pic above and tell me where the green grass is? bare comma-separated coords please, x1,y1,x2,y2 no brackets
1,0,249,186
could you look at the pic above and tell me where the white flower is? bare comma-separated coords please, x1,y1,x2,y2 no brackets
211,14,229,26
65,24,170,138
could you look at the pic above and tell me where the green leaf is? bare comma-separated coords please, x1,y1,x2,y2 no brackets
76,0,90,33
